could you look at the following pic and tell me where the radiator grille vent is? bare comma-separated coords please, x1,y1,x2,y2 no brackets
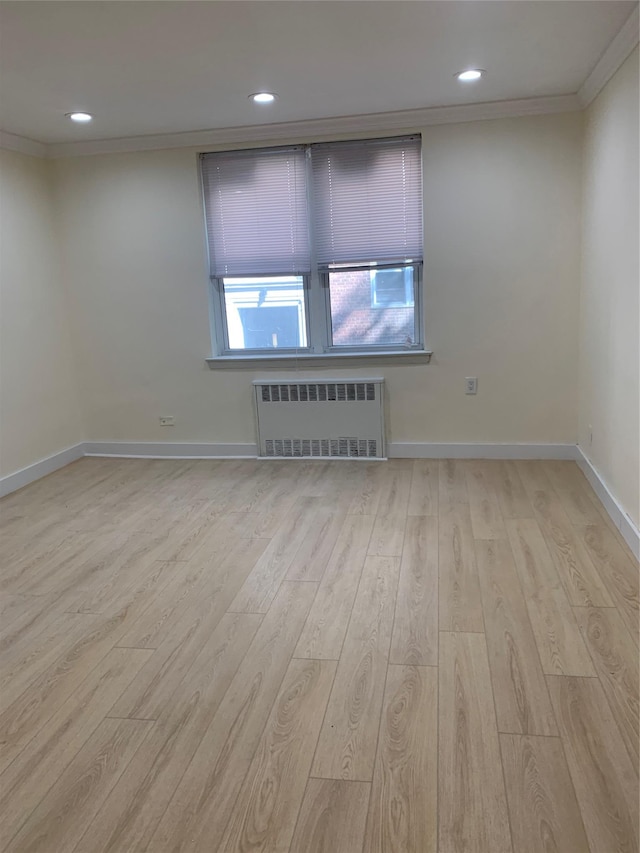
261,382,376,403
255,378,384,459
264,438,378,458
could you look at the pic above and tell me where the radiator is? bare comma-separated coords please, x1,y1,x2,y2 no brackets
253,379,385,459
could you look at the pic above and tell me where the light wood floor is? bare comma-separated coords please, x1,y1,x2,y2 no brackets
0,457,638,852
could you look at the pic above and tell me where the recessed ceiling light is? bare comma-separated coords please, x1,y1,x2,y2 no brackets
66,112,93,122
455,69,485,82
249,92,277,104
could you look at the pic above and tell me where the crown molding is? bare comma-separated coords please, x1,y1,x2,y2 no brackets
578,5,639,107
44,94,580,159
0,130,47,158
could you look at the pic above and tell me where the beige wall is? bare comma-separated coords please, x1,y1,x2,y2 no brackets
52,111,582,448
579,47,639,528
0,149,83,476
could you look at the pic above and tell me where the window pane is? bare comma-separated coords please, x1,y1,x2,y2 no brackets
371,267,415,308
328,266,417,347
223,276,307,350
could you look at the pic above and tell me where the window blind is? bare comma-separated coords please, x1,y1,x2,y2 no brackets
311,135,423,268
201,146,310,277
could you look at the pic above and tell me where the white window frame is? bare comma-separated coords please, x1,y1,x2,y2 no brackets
204,139,426,360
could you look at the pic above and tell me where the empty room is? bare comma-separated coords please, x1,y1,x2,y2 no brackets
0,1,638,851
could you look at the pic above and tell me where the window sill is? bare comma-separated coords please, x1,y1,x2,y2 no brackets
206,350,433,369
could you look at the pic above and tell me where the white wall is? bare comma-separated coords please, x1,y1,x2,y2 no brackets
0,149,83,476
579,47,639,529
52,111,582,449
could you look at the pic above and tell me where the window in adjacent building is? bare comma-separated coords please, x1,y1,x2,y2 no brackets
201,135,423,357
222,276,307,350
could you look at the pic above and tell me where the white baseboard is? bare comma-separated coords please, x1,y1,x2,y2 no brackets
575,447,640,560
0,443,86,497
0,440,580,497
388,442,578,460
83,441,258,459
85,440,577,462
3,440,636,560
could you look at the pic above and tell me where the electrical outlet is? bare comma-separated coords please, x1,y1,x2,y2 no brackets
159,416,175,426
465,377,478,395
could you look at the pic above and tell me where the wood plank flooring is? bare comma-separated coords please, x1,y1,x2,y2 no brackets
0,457,638,852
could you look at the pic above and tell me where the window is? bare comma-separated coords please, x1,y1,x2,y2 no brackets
222,276,307,350
370,267,414,309
201,135,423,357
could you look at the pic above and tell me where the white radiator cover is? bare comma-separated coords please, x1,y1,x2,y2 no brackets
253,378,385,459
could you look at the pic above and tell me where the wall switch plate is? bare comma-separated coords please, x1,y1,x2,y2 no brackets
465,377,478,395
159,416,175,426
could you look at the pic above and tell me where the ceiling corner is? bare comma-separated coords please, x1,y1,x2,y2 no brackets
0,130,48,159
577,4,639,107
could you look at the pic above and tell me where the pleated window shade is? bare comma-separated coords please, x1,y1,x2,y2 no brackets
201,146,310,277
311,135,423,268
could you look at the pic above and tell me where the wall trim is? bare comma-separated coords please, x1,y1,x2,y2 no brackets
578,5,639,107
388,442,578,460
0,443,85,497
44,94,580,159
83,441,258,459
3,441,637,560
0,130,47,159
81,440,580,462
575,446,640,560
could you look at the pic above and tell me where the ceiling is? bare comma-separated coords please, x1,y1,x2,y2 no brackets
0,1,636,145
